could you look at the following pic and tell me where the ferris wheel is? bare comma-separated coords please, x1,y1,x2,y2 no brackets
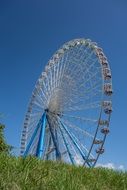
20,38,113,167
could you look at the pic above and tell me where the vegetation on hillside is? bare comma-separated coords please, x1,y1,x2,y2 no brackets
0,154,127,190
0,123,12,154
0,117,126,189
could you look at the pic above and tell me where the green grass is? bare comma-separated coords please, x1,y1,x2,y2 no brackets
0,154,127,190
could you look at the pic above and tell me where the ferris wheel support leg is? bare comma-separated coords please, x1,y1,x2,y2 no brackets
46,136,52,160
59,119,91,167
54,128,59,159
36,112,47,158
58,123,75,165
46,115,61,160
23,121,41,157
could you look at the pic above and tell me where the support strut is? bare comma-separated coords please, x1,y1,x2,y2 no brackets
46,114,61,160
59,123,75,165
59,118,91,167
36,112,47,158
23,112,47,157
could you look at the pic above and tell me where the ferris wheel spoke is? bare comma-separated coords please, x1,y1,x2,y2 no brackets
72,59,101,82
33,86,45,104
71,75,102,94
83,83,102,96
33,88,45,106
48,68,53,95
52,61,60,91
42,80,51,100
83,57,99,77
33,89,46,106
39,85,49,102
28,113,41,123
55,62,60,89
35,93,46,106
56,56,66,89
69,91,102,106
45,70,53,97
72,71,102,95
60,113,97,124
73,88,101,102
61,118,97,138
27,112,42,126
58,45,85,86
72,51,95,76
57,53,70,88
28,111,42,118
53,88,102,111
31,103,43,111
61,119,95,160
64,92,101,109
71,83,102,102
52,64,57,91
68,57,98,83
76,69,102,92
64,46,92,70
39,82,50,104
63,100,101,112
33,100,44,110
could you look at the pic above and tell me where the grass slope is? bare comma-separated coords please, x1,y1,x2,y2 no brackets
0,154,127,190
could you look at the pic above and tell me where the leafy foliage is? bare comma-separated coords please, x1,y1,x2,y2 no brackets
0,124,12,154
0,154,127,190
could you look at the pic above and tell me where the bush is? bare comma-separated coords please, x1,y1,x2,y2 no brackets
0,123,12,154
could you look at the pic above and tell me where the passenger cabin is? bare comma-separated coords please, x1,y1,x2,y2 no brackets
103,101,112,114
104,83,113,96
101,128,110,134
96,148,104,154
94,139,103,144
99,120,109,126
103,68,111,80
21,137,26,142
98,52,104,57
21,142,25,146
104,107,112,114
101,60,108,68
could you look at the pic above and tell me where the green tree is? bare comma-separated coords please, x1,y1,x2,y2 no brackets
0,123,12,154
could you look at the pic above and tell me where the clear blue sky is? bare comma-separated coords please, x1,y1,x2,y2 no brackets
0,0,127,169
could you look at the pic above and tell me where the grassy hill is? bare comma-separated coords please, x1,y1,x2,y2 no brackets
0,154,127,190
